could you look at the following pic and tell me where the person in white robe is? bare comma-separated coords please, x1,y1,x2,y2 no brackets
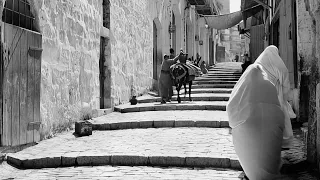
226,45,295,180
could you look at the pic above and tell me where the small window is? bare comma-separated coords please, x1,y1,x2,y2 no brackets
2,0,36,32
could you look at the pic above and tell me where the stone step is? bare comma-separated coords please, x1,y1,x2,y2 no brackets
202,73,241,76
195,77,240,81
148,88,233,97
1,162,243,179
191,84,235,89
136,93,230,103
193,80,237,85
206,73,242,76
175,88,233,94
7,128,241,170
209,68,241,71
90,111,230,130
114,101,227,113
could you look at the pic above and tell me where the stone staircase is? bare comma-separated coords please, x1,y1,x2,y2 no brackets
6,62,244,178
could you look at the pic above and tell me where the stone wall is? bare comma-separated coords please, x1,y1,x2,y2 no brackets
38,0,103,139
0,0,103,139
109,0,153,105
299,0,320,168
297,0,315,123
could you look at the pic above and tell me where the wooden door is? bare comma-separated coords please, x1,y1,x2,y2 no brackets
250,24,265,63
1,23,42,146
216,46,225,63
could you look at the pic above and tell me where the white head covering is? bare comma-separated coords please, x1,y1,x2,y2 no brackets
227,45,295,143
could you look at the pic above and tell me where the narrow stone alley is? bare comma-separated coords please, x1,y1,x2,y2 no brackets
0,63,319,179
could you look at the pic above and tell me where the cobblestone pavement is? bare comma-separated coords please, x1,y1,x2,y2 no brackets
7,128,239,166
0,162,243,180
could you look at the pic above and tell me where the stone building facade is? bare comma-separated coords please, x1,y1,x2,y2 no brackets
0,0,221,146
0,0,155,145
296,0,320,170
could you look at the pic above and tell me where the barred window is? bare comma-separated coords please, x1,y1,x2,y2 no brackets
2,0,37,32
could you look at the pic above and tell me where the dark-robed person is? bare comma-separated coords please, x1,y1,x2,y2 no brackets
159,53,181,104
241,53,251,73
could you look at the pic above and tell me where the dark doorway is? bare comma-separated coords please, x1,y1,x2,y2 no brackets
99,37,111,109
172,12,176,53
272,19,280,48
153,21,157,80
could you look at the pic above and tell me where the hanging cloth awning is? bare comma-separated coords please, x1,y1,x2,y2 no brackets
199,11,243,30
199,2,264,30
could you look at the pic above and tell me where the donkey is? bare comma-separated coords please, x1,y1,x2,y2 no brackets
170,64,195,103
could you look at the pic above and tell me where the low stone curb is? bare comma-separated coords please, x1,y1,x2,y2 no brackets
91,120,230,130
7,154,242,170
114,104,226,113
137,96,229,103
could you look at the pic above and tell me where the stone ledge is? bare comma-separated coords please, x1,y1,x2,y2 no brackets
137,95,230,104
114,103,227,113
91,120,230,130
7,154,241,170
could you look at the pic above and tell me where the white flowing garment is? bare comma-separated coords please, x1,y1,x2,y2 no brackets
254,46,295,147
226,46,295,179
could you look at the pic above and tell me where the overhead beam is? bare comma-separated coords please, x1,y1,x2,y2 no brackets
251,0,272,9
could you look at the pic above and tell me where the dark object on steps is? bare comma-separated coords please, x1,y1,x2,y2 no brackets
130,96,138,105
75,121,92,136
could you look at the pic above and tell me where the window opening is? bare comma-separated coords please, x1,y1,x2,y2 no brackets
2,0,36,32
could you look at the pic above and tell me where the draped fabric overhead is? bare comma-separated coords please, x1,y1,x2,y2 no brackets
200,11,243,30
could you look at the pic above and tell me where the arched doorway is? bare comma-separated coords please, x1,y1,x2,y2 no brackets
1,0,42,146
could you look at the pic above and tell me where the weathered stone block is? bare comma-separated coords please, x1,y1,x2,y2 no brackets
185,157,230,168
23,157,61,169
220,121,230,128
75,121,92,136
230,159,242,170
153,121,175,128
139,121,153,128
174,120,196,127
195,121,219,128
149,156,186,167
7,156,23,168
111,155,148,166
140,106,156,112
77,155,111,166
122,107,140,113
